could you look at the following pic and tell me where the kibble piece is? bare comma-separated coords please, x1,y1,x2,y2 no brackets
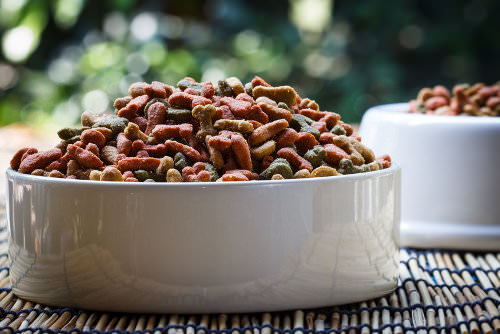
304,145,326,168
92,114,129,135
89,170,102,181
311,166,338,178
293,169,311,178
156,156,174,174
166,168,182,182
252,85,297,107
260,158,293,179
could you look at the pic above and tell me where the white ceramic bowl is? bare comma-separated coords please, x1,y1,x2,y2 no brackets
359,103,500,250
6,167,400,313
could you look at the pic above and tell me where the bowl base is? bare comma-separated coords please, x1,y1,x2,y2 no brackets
401,221,500,250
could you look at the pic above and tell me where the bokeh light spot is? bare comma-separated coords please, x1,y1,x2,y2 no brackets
126,52,150,75
2,26,35,62
104,12,128,41
82,90,109,114
131,13,158,41
48,58,75,84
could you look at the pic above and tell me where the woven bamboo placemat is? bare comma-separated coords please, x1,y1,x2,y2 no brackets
0,207,498,334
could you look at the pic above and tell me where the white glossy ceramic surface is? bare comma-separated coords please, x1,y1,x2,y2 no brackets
359,103,500,250
6,167,400,313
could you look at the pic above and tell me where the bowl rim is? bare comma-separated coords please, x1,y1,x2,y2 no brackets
6,164,400,188
365,102,500,125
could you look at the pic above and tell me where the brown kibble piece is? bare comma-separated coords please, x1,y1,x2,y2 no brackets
67,144,103,169
205,135,224,169
277,147,313,172
258,102,293,122
231,133,252,170
164,140,201,162
19,148,62,174
81,129,106,148
81,111,98,127
118,95,149,120
252,85,297,107
10,147,38,170
114,96,132,110
144,81,167,99
117,157,161,171
248,119,289,146
145,102,167,135
213,119,254,134
129,82,147,98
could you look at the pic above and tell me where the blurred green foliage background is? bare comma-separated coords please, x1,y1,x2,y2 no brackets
0,0,498,127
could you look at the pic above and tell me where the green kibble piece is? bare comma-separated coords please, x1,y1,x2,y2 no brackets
144,98,170,118
204,163,219,182
166,108,193,123
277,102,294,113
174,152,190,171
290,114,320,138
260,158,293,180
57,127,89,140
66,135,81,144
134,170,150,182
92,115,129,135
338,158,369,175
177,79,203,94
304,145,326,168
134,170,165,182
244,82,253,96
330,124,347,136
217,80,234,97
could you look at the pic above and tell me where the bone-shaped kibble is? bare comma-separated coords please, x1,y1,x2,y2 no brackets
192,104,217,141
124,122,156,144
213,119,254,134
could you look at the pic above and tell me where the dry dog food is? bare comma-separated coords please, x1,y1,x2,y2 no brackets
409,82,500,116
11,76,391,182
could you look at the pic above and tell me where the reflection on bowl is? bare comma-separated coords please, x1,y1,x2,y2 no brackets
360,103,500,250
7,167,400,313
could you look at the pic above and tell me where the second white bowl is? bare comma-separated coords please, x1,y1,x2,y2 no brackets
360,103,500,250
